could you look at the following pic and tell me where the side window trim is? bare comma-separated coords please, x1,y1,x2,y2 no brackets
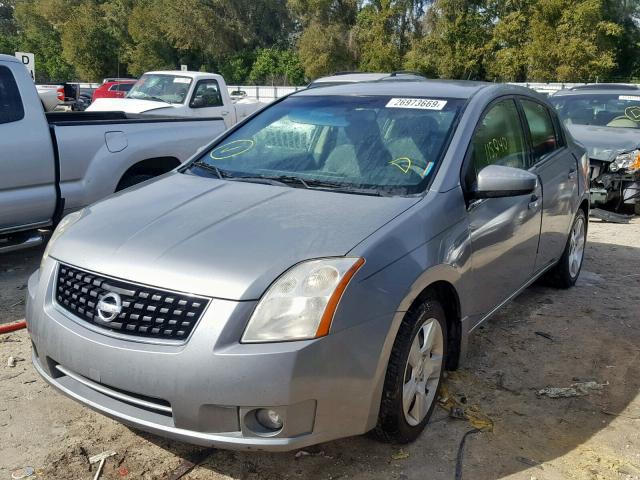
517,96,566,167
460,95,528,195
189,79,223,108
514,97,534,169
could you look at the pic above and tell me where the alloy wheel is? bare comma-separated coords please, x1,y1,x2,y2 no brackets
402,318,444,426
568,216,586,278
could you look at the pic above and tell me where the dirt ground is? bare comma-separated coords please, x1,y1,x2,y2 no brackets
1,218,639,480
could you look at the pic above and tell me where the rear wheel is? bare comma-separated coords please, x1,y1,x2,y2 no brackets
546,209,587,288
373,298,446,443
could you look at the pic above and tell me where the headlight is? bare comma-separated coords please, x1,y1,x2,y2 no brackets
611,149,640,173
242,257,365,343
40,209,85,271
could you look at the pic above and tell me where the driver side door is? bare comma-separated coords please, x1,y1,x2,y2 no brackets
464,98,543,320
189,79,233,127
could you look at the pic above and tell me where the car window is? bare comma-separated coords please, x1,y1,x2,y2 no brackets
521,99,559,162
111,83,133,92
0,66,25,124
191,95,465,195
466,99,527,188
190,80,223,108
551,93,640,129
127,74,192,104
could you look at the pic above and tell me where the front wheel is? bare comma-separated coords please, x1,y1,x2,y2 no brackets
373,298,447,443
546,209,587,288
116,174,154,192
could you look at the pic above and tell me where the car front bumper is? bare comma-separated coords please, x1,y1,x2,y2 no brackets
26,259,391,451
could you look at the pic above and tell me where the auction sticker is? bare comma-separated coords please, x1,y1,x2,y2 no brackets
619,95,640,101
386,98,447,110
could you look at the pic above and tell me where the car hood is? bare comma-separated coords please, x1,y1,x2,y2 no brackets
86,97,176,114
567,124,640,161
50,172,420,301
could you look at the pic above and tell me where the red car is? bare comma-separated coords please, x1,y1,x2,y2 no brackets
92,80,137,102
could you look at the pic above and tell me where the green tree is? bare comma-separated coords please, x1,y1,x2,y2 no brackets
13,0,76,81
524,0,621,81
0,1,18,54
58,1,121,80
355,0,402,72
405,0,491,79
289,0,359,78
218,51,256,85
604,0,640,79
125,0,182,75
249,47,305,84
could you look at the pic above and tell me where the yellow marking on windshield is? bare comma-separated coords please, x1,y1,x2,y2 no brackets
389,157,412,174
210,139,255,160
624,106,640,122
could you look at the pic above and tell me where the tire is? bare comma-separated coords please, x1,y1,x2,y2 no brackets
546,209,587,289
373,298,447,443
635,202,640,216
116,174,154,192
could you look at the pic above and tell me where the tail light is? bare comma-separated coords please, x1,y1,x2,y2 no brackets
57,87,64,101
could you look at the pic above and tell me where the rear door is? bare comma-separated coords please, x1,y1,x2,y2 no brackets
0,63,56,231
464,98,543,316
518,97,578,272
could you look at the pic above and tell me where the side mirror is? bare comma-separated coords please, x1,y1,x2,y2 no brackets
473,165,537,199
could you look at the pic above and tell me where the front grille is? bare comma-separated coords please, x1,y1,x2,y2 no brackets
55,263,209,341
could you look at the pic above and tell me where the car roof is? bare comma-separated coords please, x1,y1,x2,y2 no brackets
0,54,20,64
102,80,136,87
311,73,396,83
295,79,500,100
145,70,221,80
553,84,640,97
103,80,137,85
309,72,430,86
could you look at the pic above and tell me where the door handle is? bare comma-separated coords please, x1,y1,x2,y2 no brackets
568,168,577,180
528,194,540,210
221,111,229,116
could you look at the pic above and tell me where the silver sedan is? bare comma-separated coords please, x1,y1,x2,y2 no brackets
27,80,589,450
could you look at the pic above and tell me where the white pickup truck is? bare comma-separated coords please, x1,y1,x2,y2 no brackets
0,54,228,253
88,71,266,129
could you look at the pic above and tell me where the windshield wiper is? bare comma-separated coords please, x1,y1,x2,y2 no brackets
191,161,226,179
130,93,170,104
145,95,171,104
259,175,310,189
188,166,386,195
190,165,290,187
227,176,290,187
301,178,388,197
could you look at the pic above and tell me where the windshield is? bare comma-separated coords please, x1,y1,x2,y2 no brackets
189,95,464,195
127,74,192,104
551,93,640,129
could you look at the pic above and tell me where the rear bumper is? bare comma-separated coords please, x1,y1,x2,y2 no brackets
27,260,391,451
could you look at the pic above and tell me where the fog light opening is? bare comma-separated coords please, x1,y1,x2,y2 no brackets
244,408,285,437
256,408,283,430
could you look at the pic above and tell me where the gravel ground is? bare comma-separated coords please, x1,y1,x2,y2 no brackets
1,218,639,480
